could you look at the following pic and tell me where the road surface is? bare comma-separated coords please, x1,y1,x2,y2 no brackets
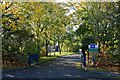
2,54,120,80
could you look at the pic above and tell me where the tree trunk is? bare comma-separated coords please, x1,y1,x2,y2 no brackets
58,42,61,54
44,32,49,57
59,48,61,54
37,41,40,57
36,31,40,58
54,42,56,56
46,39,49,57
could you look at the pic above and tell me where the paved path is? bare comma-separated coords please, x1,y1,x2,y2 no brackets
2,54,120,79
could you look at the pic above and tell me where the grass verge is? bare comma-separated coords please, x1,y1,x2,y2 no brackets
39,52,75,63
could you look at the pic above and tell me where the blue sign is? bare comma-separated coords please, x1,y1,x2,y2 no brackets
88,43,99,53
90,44,95,48
89,43,98,49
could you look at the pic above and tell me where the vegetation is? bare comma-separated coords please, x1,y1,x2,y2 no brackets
74,2,120,66
1,1,120,70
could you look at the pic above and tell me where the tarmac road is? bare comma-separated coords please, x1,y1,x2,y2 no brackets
2,54,120,80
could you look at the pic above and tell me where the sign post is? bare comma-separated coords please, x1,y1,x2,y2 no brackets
28,53,39,66
88,43,99,66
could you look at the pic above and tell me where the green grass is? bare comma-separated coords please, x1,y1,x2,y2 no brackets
51,52,75,56
38,52,75,63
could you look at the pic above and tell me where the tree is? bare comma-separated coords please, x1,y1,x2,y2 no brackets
1,2,31,66
74,2,120,65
